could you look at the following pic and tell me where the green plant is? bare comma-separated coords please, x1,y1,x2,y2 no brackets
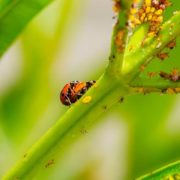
0,0,180,179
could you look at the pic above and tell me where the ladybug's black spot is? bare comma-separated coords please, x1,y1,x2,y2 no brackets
77,94,82,99
86,81,95,89
80,88,86,94
70,82,75,89
67,88,71,95
86,82,91,88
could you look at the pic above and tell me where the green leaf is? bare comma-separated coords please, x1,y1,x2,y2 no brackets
137,160,180,180
0,0,54,57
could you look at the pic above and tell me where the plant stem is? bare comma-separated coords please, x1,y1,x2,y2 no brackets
130,78,180,89
122,11,180,81
2,73,129,179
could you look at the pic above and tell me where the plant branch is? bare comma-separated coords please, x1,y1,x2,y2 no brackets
107,0,138,78
2,74,129,179
130,78,180,92
121,11,180,81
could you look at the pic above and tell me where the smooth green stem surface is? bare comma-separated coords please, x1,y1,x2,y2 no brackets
130,78,180,89
3,73,129,179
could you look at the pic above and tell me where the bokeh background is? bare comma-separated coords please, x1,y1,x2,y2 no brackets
0,0,180,179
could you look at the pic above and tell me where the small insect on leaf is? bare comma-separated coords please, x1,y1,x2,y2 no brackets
60,80,96,106
140,65,145,72
147,72,157,78
159,71,171,80
167,40,176,49
45,159,54,168
80,128,88,135
171,68,180,81
157,52,169,60
112,0,121,13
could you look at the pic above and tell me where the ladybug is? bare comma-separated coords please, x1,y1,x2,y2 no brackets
60,80,96,106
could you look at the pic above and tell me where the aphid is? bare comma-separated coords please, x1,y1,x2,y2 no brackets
119,97,124,103
102,105,107,110
115,29,125,52
147,72,157,78
45,159,54,168
136,87,145,94
140,65,145,72
159,69,180,82
80,128,88,135
167,40,176,49
171,69,180,82
112,0,121,13
159,71,171,80
60,80,96,106
157,52,169,60
23,153,28,158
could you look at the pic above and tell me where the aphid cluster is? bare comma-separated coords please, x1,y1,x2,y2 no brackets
159,69,180,82
112,0,121,13
60,80,96,106
115,29,126,52
129,0,170,35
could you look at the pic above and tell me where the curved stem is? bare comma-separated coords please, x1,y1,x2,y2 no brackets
2,73,129,179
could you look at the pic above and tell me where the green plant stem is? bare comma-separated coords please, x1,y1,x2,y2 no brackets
130,78,180,90
121,11,180,81
107,0,140,78
137,160,180,180
0,0,54,57
2,2,180,179
2,73,129,179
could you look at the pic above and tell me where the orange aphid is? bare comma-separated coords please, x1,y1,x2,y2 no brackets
137,87,145,94
157,52,169,60
140,65,145,72
115,29,125,52
159,71,171,80
167,40,176,49
112,0,121,13
148,72,157,78
171,69,179,82
128,0,169,39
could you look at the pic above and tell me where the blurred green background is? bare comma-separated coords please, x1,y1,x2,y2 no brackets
0,0,180,179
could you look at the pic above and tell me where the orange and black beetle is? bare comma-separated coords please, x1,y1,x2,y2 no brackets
60,80,96,106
